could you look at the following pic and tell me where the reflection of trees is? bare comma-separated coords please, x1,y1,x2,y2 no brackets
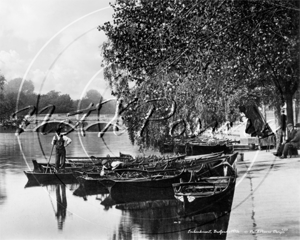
111,200,232,240
55,184,67,230
0,170,7,205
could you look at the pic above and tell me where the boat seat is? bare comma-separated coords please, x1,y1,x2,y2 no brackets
150,175,163,180
41,165,55,173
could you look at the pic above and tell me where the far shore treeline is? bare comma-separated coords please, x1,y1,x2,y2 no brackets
0,77,115,122
1,1,300,150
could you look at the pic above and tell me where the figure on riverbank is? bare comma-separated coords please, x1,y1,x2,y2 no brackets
51,127,72,170
273,123,299,158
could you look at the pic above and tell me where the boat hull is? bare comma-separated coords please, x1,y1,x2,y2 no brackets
24,171,78,185
101,170,191,204
162,142,233,155
178,179,236,216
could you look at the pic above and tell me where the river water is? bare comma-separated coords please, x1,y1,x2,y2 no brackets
0,132,299,239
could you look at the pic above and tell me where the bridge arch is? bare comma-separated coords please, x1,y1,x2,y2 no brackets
33,121,75,133
32,121,123,133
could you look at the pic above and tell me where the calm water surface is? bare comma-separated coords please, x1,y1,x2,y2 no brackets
1,132,299,239
0,132,232,240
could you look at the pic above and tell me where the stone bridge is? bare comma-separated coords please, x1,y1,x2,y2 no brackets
24,114,123,132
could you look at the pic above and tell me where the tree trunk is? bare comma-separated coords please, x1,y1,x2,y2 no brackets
295,90,300,124
274,103,281,128
296,99,300,124
285,93,294,125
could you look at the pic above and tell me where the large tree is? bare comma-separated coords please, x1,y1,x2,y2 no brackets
99,0,299,147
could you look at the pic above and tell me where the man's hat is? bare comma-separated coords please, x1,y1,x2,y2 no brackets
287,123,293,128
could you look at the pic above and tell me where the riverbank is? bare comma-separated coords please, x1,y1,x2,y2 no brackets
227,150,300,239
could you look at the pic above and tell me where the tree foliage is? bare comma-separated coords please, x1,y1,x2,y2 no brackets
98,0,300,148
4,78,35,94
0,74,5,90
0,77,116,120
86,89,103,103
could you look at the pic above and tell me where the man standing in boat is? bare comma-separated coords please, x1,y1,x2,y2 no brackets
51,127,72,171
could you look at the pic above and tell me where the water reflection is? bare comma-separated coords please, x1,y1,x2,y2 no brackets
0,173,7,204
1,132,247,239
112,200,232,239
24,183,77,231
55,184,67,230
73,182,109,201
75,179,234,239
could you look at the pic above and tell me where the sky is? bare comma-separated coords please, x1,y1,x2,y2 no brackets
0,0,115,100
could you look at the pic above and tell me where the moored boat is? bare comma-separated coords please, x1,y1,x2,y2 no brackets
24,170,78,185
162,138,235,155
173,176,236,214
99,169,191,204
25,151,238,187
172,152,238,215
32,151,222,175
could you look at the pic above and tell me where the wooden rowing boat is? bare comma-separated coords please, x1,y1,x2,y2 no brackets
31,151,221,176
173,176,236,214
23,170,78,185
171,152,238,215
32,156,133,173
162,139,234,155
99,169,191,204
25,151,237,187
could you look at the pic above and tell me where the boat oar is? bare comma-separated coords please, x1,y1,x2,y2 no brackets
46,144,55,173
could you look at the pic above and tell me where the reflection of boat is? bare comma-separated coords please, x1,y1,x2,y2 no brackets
114,198,182,210
101,183,177,207
176,211,232,240
73,176,109,198
73,182,108,198
111,197,231,239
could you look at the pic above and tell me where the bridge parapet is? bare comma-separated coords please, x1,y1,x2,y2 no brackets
24,114,122,130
